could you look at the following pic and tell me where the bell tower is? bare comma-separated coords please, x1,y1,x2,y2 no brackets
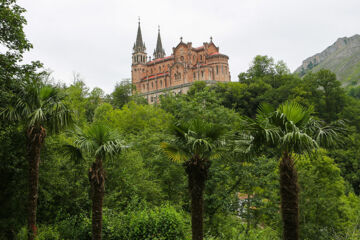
132,18,147,65
132,18,147,91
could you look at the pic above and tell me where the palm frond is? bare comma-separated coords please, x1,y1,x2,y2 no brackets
161,142,188,163
63,144,84,164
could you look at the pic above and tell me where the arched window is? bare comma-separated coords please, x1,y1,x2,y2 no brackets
216,66,219,74
159,66,161,72
201,71,204,78
193,72,196,80
200,55,202,61
222,65,223,74
151,69,153,74
151,82,153,88
160,80,162,87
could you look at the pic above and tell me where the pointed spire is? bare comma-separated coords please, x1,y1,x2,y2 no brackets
133,17,145,53
153,25,166,59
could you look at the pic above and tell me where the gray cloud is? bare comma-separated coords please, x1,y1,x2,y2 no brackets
19,0,360,93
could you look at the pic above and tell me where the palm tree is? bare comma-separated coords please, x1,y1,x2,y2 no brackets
161,119,225,240
0,78,72,240
241,101,344,240
66,124,124,240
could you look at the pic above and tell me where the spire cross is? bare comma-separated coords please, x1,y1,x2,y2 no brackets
138,16,140,24
210,36,213,42
158,25,160,32
180,36,183,42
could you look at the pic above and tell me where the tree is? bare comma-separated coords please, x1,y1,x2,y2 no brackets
161,119,225,240
241,101,344,240
302,69,346,122
0,77,72,240
67,124,124,240
110,79,146,109
297,150,359,239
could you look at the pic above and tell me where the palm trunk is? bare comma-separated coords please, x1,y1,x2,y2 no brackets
280,152,299,240
27,127,46,240
89,157,105,240
186,158,208,240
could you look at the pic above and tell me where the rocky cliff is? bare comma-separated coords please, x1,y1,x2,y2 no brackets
295,34,360,85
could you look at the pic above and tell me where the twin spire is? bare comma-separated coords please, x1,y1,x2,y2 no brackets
133,19,165,60
133,19,145,52
153,26,166,59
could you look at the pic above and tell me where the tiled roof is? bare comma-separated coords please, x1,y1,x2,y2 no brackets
207,52,229,59
142,71,169,81
147,56,174,65
209,52,220,56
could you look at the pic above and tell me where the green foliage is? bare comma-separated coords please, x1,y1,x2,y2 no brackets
1,21,360,240
16,225,61,240
94,101,173,135
0,0,32,52
110,80,146,109
17,206,189,240
161,119,225,163
297,150,360,240
1,76,73,132
125,205,189,240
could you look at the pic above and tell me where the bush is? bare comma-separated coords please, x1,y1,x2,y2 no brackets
56,213,91,240
16,225,60,240
125,205,189,240
18,205,189,240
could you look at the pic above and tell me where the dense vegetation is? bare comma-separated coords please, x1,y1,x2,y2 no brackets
1,1,360,239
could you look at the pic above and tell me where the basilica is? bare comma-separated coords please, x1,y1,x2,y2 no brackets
131,21,231,103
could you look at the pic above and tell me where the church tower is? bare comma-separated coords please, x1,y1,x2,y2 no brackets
132,19,147,92
153,26,165,59
132,19,147,65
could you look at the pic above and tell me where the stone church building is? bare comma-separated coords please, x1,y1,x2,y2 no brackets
131,21,231,103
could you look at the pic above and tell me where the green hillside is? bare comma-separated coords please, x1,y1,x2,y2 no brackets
295,34,360,86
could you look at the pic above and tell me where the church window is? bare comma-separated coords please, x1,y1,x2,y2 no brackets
159,66,161,72
151,69,153,74
222,65,224,73
200,55,202,61
160,80,163,87
193,55,196,61
201,71,204,78
180,56,184,61
152,82,153,88
216,66,219,74
134,69,137,72
193,72,196,80
225,66,227,73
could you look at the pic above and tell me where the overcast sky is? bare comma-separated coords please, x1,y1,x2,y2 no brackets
19,0,360,93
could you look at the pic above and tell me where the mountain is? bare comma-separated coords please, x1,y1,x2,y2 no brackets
295,34,360,85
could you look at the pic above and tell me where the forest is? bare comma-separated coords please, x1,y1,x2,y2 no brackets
1,1,360,240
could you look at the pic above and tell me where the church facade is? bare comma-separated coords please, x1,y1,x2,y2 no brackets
131,21,231,103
